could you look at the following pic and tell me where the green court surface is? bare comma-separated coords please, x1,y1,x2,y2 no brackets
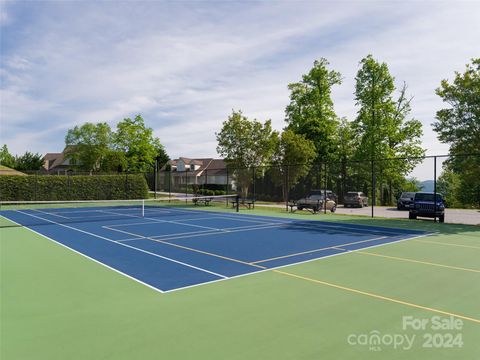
1,207,479,359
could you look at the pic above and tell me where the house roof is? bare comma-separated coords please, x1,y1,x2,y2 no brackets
43,152,66,170
162,158,227,174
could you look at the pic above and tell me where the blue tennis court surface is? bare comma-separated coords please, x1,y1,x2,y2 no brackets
1,205,431,292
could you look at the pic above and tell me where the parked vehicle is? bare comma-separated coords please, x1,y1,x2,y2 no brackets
296,194,337,213
397,192,416,210
311,189,338,203
343,192,368,208
409,192,445,223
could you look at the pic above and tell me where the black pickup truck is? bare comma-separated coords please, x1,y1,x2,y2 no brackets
409,192,445,223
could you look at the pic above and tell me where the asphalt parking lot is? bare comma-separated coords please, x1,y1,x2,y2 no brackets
334,205,480,226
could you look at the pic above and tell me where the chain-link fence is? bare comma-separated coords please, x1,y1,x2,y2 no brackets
152,154,479,225
5,154,478,224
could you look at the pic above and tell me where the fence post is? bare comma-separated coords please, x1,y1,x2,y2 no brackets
154,158,158,199
434,156,437,223
324,162,327,214
226,167,229,206
371,159,375,218
185,171,188,203
285,165,289,211
206,169,208,194
252,166,256,209
168,168,172,201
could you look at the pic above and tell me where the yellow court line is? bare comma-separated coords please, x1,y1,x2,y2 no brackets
250,236,387,264
352,251,480,273
272,269,480,324
148,237,267,270
415,239,480,250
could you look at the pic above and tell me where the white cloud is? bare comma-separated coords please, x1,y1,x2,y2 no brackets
0,1,478,181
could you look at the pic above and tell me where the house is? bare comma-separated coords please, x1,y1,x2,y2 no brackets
42,146,78,174
160,157,234,190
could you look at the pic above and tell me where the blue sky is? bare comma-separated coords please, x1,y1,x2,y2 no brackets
0,0,479,178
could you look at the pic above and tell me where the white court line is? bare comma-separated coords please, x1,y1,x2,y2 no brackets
32,208,70,219
163,232,438,293
3,210,437,294
102,220,286,241
14,210,228,280
105,225,221,240
98,209,227,232
105,215,272,228
0,214,165,294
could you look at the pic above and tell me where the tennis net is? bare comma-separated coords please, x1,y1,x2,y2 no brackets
0,194,239,228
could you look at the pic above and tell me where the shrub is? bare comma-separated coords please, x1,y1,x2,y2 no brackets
0,174,149,201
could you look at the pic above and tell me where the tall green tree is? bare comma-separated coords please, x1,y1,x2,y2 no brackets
114,115,168,173
14,152,44,171
216,110,278,196
433,58,480,207
334,118,357,198
353,55,424,204
0,144,15,168
285,58,342,161
270,130,317,201
65,122,114,171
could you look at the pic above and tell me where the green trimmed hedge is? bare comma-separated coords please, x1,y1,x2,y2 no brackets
0,174,149,201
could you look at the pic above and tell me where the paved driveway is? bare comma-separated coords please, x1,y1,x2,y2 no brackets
334,205,480,226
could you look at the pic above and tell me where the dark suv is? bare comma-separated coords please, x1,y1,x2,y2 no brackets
409,192,445,223
397,192,416,210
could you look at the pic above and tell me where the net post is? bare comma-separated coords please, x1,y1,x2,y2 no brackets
235,194,240,213
142,199,145,217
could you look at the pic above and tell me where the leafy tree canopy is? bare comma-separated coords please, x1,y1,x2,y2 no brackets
65,115,169,173
65,122,113,171
114,115,168,172
216,110,278,168
433,58,480,155
285,58,342,161
0,145,15,168
14,151,44,171
433,59,480,207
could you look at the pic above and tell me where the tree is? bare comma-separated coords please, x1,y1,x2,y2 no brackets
353,55,425,204
216,110,278,196
270,130,317,201
436,169,462,208
114,115,168,173
433,58,480,207
65,122,113,171
0,145,15,168
285,58,342,161
333,118,356,199
14,152,44,171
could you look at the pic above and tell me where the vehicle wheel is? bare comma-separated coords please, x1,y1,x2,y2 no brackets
409,212,416,220
397,205,401,210
439,215,445,223
312,207,318,212
331,206,337,213
297,207,303,211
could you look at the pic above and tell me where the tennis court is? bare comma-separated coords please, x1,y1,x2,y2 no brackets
1,197,479,359
1,197,429,292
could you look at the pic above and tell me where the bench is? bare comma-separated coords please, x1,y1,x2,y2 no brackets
289,200,320,214
231,198,256,210
192,197,213,206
